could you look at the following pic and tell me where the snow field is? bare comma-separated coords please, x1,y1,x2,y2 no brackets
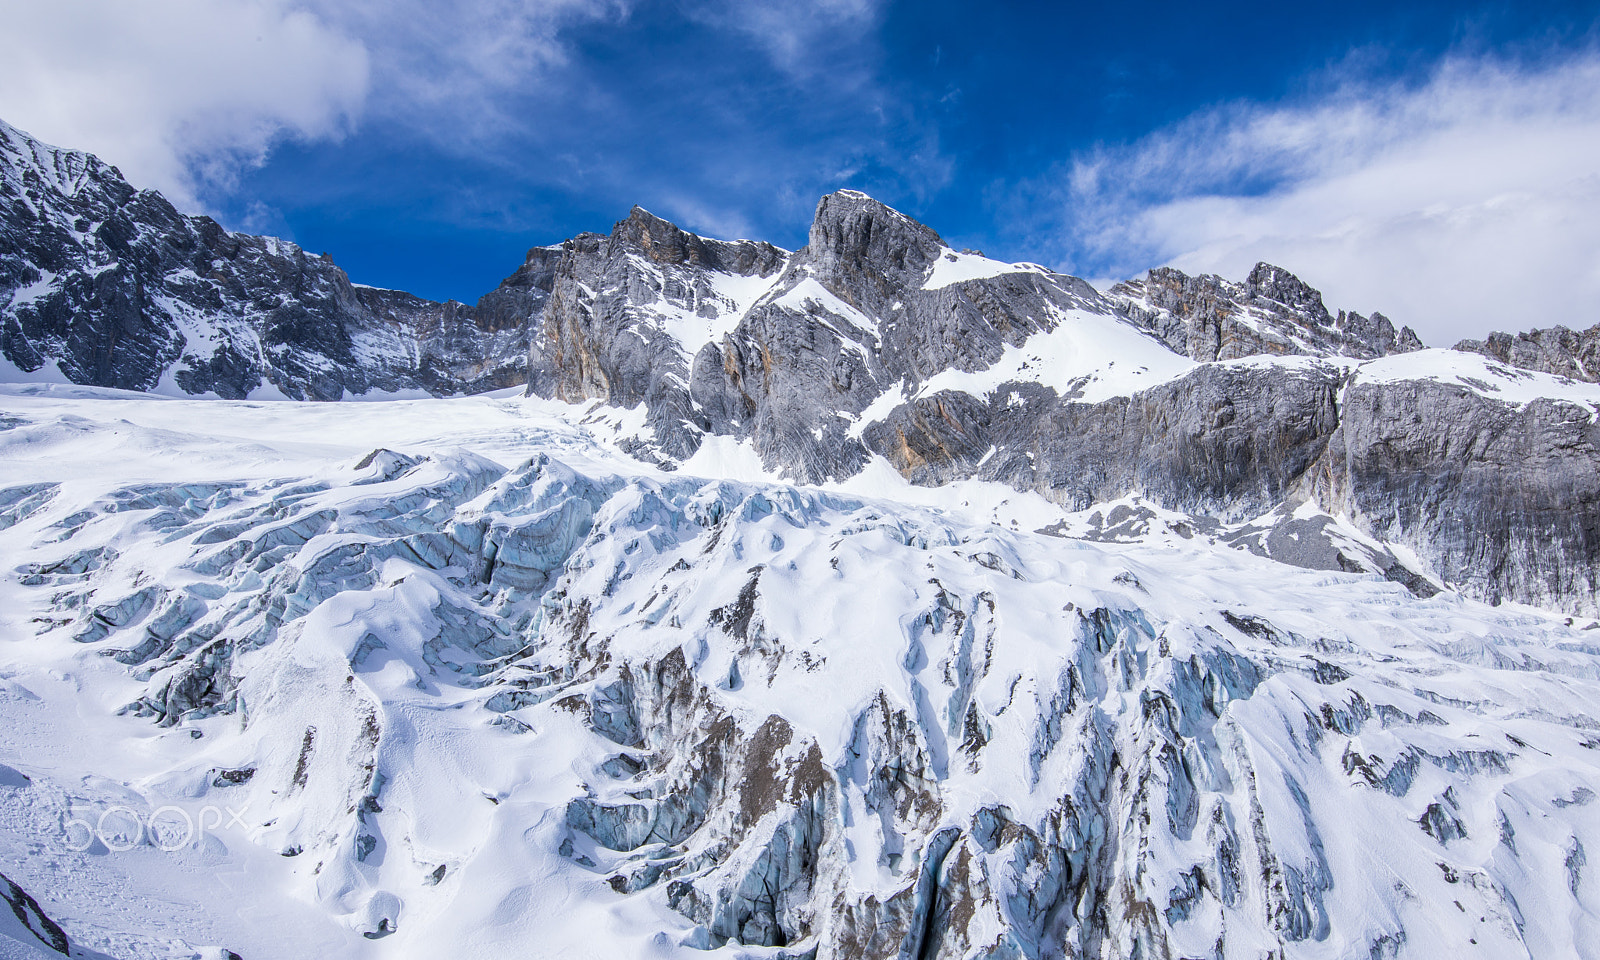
0,388,1597,957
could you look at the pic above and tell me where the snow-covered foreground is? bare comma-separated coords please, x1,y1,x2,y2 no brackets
1,385,1599,959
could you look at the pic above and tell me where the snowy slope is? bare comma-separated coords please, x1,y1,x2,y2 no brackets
2,386,1599,959
908,302,1196,406
1353,347,1600,408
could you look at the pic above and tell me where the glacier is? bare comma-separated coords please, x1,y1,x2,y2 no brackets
1,384,1598,959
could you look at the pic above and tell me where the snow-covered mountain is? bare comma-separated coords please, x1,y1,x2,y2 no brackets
4,119,1600,959
0,119,549,400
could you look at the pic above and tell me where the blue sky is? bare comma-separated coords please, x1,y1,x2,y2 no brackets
3,0,1599,344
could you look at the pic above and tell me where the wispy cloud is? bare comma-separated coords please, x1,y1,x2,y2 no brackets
0,0,369,208
1023,51,1600,345
0,0,941,262
686,0,882,80
314,0,629,139
0,0,628,210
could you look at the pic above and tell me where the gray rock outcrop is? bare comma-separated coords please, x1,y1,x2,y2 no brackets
1109,262,1424,361
1454,324,1600,382
689,190,1114,482
1310,374,1600,613
0,118,550,399
526,205,787,461
1,872,69,957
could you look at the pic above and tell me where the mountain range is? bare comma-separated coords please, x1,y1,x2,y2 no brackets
3,118,1600,960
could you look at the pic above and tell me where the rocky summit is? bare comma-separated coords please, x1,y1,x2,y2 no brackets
3,119,1600,960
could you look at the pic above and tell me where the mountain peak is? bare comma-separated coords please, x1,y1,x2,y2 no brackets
1246,261,1331,325
609,205,785,277
804,191,947,310
610,205,706,265
808,190,945,263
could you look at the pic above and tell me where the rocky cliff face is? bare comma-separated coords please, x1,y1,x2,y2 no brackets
1310,359,1600,613
1109,262,1424,362
0,119,548,399
1454,323,1600,382
688,191,1120,482
525,205,787,461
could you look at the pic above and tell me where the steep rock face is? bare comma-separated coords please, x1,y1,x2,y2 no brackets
1312,371,1600,614
1110,263,1424,361
689,191,1115,482
1455,324,1600,382
865,360,1346,519
526,206,787,461
0,119,547,399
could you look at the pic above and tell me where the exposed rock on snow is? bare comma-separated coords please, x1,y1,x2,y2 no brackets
1109,262,1424,362
1,872,71,957
1455,322,1600,383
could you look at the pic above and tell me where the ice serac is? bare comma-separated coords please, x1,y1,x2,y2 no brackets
0,119,549,398
526,205,787,461
5,395,1600,958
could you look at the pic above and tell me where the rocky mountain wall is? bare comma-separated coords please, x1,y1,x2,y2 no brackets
1455,323,1600,382
1311,375,1600,613
689,191,1116,483
0,119,550,399
526,206,787,462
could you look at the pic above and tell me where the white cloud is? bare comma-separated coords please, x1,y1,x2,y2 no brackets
1055,53,1600,345
0,0,369,209
312,0,627,138
0,0,627,211
688,0,882,79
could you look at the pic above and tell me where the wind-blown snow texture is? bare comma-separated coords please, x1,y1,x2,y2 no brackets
4,121,1600,959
